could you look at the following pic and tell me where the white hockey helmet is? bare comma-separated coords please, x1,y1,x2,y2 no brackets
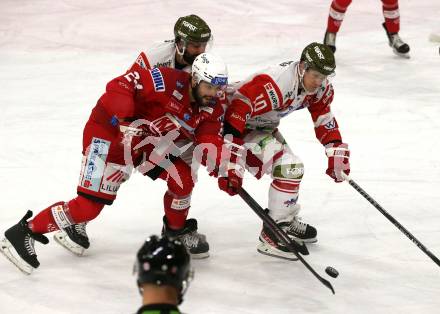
191,53,228,89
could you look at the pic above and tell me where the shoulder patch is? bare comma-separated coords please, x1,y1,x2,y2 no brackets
150,68,165,92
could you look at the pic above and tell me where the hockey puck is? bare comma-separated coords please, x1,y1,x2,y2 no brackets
325,266,339,278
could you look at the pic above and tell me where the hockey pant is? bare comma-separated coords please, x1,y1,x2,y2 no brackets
243,129,304,221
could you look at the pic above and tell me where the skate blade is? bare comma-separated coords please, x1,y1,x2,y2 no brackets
0,238,34,275
189,251,209,259
53,231,85,256
289,236,318,244
392,49,410,59
257,242,299,261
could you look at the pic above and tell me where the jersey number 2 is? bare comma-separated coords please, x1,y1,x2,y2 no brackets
124,71,143,90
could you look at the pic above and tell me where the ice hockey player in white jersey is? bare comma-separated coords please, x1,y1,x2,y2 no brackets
219,42,351,260
53,14,213,257
133,14,212,72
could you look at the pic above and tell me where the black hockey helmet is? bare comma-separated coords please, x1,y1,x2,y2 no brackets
174,14,211,43
300,42,336,76
134,235,193,304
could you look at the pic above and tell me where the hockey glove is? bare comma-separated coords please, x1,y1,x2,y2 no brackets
325,142,350,182
217,135,246,196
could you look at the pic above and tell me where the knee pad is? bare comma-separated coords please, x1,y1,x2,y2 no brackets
272,161,304,182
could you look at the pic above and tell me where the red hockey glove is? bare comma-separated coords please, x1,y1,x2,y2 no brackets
325,142,350,182
218,169,243,196
217,135,245,196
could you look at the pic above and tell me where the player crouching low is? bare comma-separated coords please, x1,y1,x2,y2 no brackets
217,43,351,260
0,52,229,274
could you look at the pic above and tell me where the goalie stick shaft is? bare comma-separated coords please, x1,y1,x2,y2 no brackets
238,188,335,294
342,174,440,268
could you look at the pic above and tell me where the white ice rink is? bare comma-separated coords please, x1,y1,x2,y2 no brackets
1,0,439,313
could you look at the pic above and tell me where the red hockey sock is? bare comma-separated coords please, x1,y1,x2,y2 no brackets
29,196,105,234
163,191,190,230
327,0,352,33
382,0,400,33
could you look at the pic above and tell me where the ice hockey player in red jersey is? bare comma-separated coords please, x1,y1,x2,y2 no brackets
323,0,410,58
0,52,228,274
53,14,213,256
220,42,350,260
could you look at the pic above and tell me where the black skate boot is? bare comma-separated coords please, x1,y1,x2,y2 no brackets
162,217,209,259
324,31,337,53
382,23,410,58
54,223,89,256
257,216,316,261
0,210,49,274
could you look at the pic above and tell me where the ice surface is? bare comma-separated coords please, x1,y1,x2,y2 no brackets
0,0,439,313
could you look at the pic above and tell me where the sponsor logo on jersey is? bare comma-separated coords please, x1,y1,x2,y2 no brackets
135,55,146,68
82,138,110,192
324,119,336,130
200,106,214,115
176,80,184,89
230,112,246,122
172,89,183,100
150,68,165,92
154,60,172,68
167,98,183,113
264,83,280,109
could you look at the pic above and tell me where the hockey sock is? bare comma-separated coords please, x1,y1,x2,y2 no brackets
164,191,190,230
327,0,352,33
382,0,400,33
29,196,104,234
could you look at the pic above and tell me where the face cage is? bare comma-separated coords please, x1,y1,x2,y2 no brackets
194,73,228,97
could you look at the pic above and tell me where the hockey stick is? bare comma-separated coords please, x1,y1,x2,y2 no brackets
166,113,336,293
238,188,335,294
342,173,440,268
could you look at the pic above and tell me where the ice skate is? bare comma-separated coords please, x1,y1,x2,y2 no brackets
0,210,49,274
54,223,90,256
382,23,410,58
162,217,209,259
257,216,316,261
323,31,337,53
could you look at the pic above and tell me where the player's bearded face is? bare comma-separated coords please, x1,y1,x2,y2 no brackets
192,81,223,106
183,41,208,65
